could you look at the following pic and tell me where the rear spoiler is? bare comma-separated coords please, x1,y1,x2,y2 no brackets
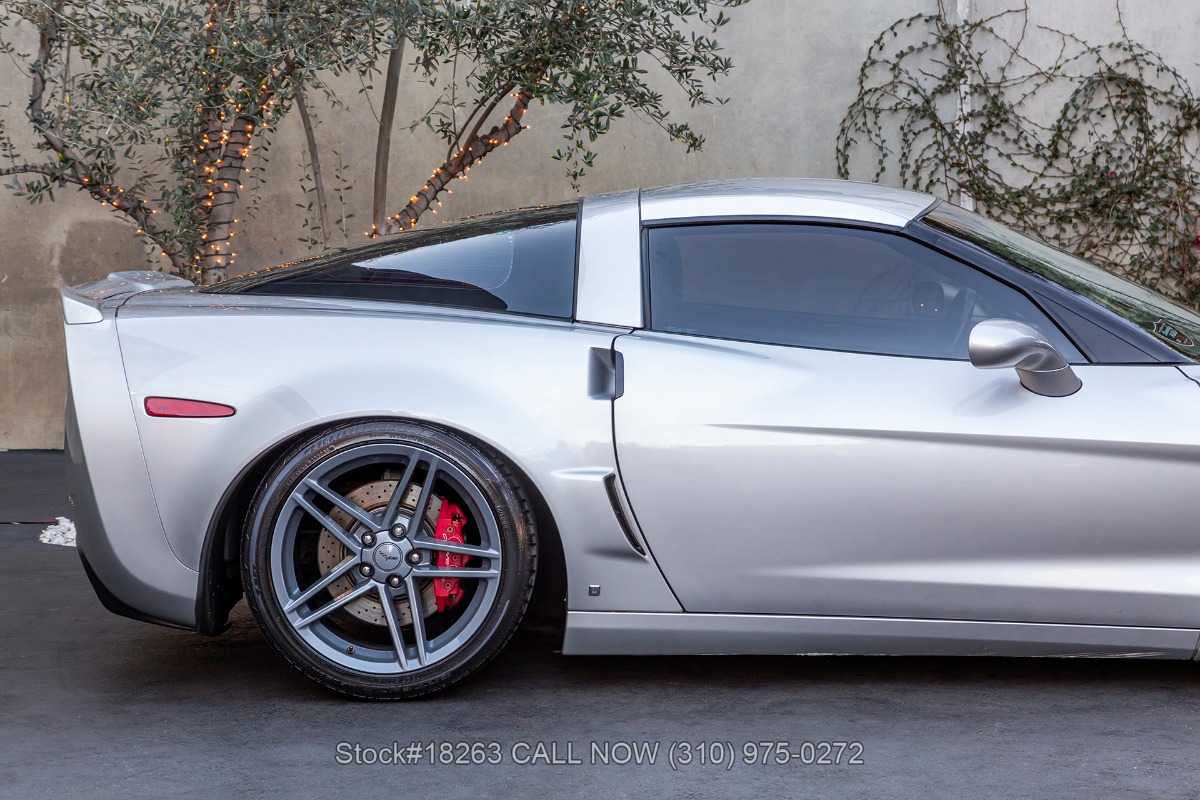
61,271,194,325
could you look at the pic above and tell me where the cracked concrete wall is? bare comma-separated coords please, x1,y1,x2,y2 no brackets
2,0,1198,448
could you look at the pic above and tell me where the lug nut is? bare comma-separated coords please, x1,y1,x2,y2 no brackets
361,533,376,547
359,563,374,577
406,550,423,565
391,523,407,539
387,575,402,588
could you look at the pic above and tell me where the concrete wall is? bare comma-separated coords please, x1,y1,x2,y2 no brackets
2,0,1198,448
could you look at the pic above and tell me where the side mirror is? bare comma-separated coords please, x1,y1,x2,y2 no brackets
968,319,1081,397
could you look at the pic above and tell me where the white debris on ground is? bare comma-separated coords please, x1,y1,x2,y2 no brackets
39,517,77,547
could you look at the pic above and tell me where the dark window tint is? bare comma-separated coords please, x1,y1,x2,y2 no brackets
924,201,1200,360
206,204,578,318
647,223,1082,361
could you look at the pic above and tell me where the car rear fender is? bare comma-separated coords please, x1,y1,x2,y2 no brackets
61,272,199,628
111,303,683,625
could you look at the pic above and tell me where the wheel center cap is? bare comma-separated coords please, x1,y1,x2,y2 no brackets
373,543,404,572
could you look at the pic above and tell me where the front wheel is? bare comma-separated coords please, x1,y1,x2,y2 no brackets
242,421,536,699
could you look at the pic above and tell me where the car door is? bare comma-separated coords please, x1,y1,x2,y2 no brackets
613,221,1200,629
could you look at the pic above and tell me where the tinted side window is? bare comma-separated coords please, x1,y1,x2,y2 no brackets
647,223,1082,361
210,205,577,319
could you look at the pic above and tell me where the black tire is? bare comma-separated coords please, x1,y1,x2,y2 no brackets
242,420,536,699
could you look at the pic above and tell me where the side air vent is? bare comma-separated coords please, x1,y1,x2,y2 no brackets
604,473,645,556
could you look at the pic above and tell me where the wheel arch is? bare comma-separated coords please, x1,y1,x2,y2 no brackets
195,415,567,637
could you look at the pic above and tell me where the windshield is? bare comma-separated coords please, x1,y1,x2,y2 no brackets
923,201,1200,359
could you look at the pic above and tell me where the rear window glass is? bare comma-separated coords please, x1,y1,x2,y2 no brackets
204,203,579,319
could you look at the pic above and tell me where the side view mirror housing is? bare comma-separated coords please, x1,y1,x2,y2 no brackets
968,319,1082,397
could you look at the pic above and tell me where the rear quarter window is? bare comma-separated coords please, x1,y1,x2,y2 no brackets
205,204,579,319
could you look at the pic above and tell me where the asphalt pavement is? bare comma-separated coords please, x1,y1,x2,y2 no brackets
1,450,1198,799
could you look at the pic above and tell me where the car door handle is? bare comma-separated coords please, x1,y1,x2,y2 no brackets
587,347,624,399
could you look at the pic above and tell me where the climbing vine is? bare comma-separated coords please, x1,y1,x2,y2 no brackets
837,2,1200,306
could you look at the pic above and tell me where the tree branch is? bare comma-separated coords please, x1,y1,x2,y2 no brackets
449,82,515,165
445,81,514,163
22,0,186,270
384,90,530,234
295,89,331,248
27,0,71,161
0,163,75,179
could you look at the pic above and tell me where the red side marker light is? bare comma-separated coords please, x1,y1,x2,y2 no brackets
144,397,236,418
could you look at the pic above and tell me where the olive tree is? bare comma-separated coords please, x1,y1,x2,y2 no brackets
0,0,746,283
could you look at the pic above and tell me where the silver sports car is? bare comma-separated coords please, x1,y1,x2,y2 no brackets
62,179,1200,698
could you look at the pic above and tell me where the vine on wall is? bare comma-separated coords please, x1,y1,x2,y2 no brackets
836,2,1200,306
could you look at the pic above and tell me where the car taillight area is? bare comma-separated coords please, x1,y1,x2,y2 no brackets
144,397,237,418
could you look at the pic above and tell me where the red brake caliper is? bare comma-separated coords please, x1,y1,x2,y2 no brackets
433,499,470,612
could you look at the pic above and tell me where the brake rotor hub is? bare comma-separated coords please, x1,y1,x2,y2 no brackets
318,480,438,626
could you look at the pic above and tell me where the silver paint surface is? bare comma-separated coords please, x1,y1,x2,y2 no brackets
639,178,936,226
968,318,1082,397
61,305,198,627
575,190,643,328
115,294,680,613
613,331,1200,628
562,611,1200,658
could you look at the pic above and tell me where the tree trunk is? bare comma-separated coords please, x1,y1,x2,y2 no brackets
197,57,297,283
371,40,406,236
199,117,255,284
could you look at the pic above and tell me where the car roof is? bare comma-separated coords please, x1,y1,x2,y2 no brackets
638,178,939,228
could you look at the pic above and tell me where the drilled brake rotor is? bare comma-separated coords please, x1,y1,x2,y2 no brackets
318,480,440,626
